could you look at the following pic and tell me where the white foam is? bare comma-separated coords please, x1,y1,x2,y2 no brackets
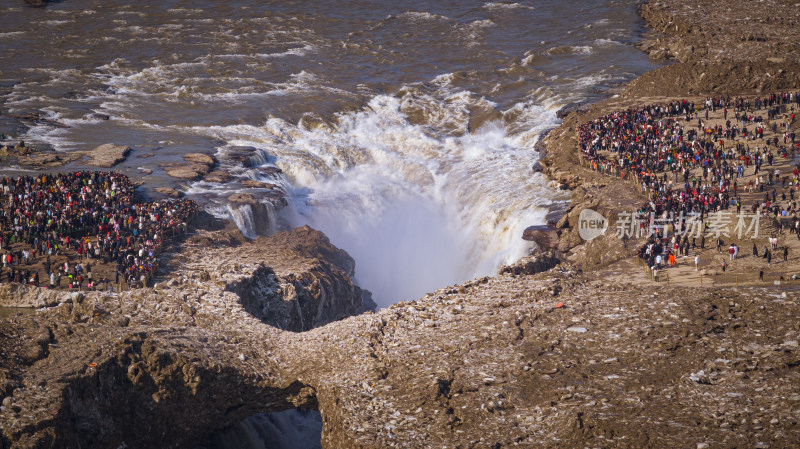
98,60,340,103
38,20,71,26
483,2,535,10
594,38,623,47
177,88,566,305
227,203,258,239
0,165,38,173
167,8,204,14
396,11,451,22
521,53,538,66
18,112,79,152
468,19,495,28
547,45,594,55
256,45,317,58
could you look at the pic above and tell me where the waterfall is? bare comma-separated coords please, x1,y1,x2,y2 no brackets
227,203,258,239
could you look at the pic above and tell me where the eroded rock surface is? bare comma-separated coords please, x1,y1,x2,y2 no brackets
0,225,367,448
82,143,132,168
4,258,800,448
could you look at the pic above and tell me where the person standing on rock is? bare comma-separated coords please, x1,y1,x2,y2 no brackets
784,246,789,262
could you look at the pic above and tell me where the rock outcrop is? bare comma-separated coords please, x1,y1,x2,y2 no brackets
216,225,368,331
154,187,184,198
0,283,68,308
163,153,217,180
4,254,800,448
83,143,131,168
0,140,81,169
0,225,370,448
522,225,560,253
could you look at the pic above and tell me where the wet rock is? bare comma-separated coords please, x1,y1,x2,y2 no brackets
228,193,259,205
361,290,378,313
162,153,217,180
163,163,211,180
222,146,262,168
83,143,131,168
184,152,216,166
16,152,81,168
522,225,561,252
259,166,283,178
154,187,183,198
227,193,283,237
204,171,233,184
241,180,277,189
226,228,365,332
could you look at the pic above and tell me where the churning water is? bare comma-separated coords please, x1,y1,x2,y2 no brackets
0,0,657,307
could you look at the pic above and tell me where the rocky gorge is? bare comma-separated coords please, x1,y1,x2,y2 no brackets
3,0,800,447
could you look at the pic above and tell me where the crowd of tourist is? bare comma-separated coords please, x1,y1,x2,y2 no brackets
0,171,197,290
577,93,800,270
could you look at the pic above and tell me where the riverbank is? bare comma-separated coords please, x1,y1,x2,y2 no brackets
536,0,800,281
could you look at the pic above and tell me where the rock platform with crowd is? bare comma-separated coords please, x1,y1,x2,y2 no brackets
577,92,800,271
0,171,197,291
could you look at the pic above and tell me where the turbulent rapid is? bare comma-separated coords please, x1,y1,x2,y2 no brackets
0,0,657,306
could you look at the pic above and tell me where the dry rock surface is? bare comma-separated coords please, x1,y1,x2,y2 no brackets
3,251,799,448
0,141,81,169
162,153,217,180
82,143,131,168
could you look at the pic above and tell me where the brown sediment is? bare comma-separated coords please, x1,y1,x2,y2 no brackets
3,1,800,448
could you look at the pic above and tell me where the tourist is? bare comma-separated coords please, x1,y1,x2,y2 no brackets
0,171,197,291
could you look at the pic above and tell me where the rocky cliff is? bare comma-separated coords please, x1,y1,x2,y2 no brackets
206,225,367,332
0,224,370,448
3,257,800,448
